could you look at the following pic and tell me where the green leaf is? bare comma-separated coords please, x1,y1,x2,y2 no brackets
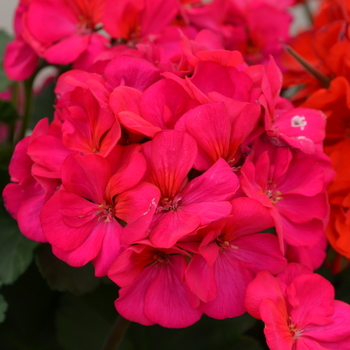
0,30,13,92
0,30,12,59
56,284,118,350
120,313,264,350
0,68,11,92
36,244,100,295
0,293,8,323
0,215,39,285
0,99,19,123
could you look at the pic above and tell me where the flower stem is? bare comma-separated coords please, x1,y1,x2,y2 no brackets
102,315,131,350
303,1,314,26
17,75,34,143
284,44,331,88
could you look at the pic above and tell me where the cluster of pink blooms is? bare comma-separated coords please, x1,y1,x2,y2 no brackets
3,0,350,347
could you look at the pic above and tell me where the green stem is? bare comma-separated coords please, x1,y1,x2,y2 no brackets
102,315,131,350
303,1,314,26
17,76,34,142
284,44,331,88
9,82,19,145
15,60,48,144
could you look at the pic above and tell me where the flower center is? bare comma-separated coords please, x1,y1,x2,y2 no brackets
153,251,170,268
288,317,303,340
216,237,238,253
95,203,114,223
266,184,283,204
156,194,182,214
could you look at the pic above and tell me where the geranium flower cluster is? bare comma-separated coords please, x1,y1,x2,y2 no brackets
3,0,350,345
282,0,350,263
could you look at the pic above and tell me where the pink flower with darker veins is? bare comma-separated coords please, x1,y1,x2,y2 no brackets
245,263,350,350
142,130,239,248
23,0,109,68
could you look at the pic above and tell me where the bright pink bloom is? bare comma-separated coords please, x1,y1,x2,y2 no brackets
23,0,108,67
104,55,161,92
184,0,292,64
285,235,327,271
108,243,202,328
58,87,120,157
3,118,70,242
142,130,239,248
240,139,329,251
109,86,162,138
103,0,180,42
175,100,261,170
245,264,350,350
40,147,160,276
2,137,47,242
261,58,327,154
139,78,200,129
4,0,39,80
185,197,286,319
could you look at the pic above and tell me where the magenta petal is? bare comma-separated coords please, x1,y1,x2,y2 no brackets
277,193,328,224
232,234,286,274
185,253,217,302
277,157,325,196
114,182,160,223
245,270,285,320
143,130,197,199
199,253,253,319
105,55,160,92
119,111,162,137
287,274,335,327
140,0,179,36
115,267,156,326
150,210,200,248
92,223,124,277
182,158,239,204
280,215,325,249
4,39,38,81
141,79,199,129
8,137,32,182
224,197,274,238
181,201,232,225
17,192,47,242
260,298,294,350
108,245,153,287
41,191,98,250
110,86,142,115
43,34,89,65
180,102,231,166
62,153,111,203
26,0,77,43
144,255,202,327
120,195,159,245
296,338,329,350
103,0,144,38
52,223,106,267
106,151,146,197
306,301,350,343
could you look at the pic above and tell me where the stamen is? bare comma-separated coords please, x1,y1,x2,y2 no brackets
266,188,283,204
156,194,182,214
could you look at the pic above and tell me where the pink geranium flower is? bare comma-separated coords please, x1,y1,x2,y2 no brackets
240,138,328,251
185,197,286,319
108,243,202,328
245,263,350,350
4,0,39,80
40,146,160,276
103,0,180,42
142,130,239,248
23,0,109,67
